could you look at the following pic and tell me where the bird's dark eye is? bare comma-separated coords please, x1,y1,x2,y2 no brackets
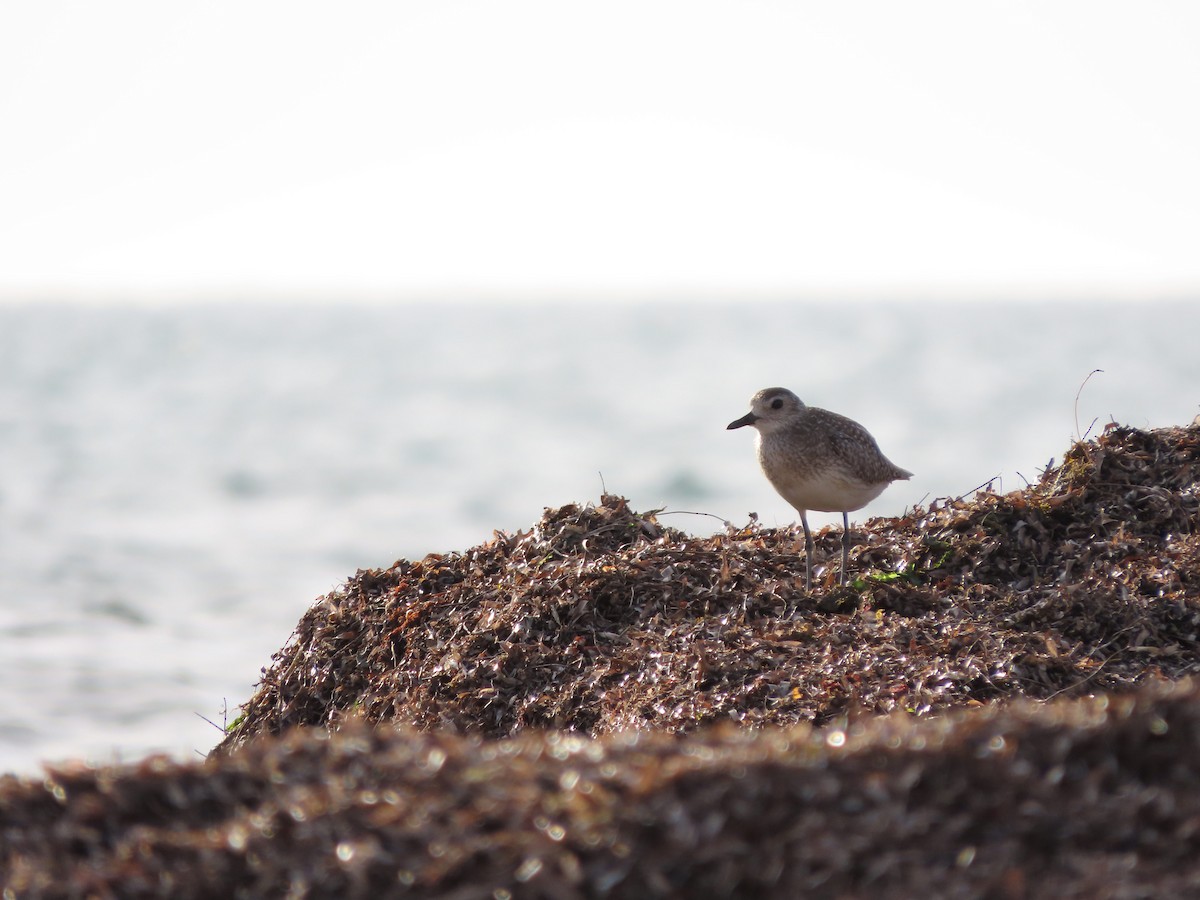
771,398,783,410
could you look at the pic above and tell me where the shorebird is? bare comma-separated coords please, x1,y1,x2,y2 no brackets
728,387,912,591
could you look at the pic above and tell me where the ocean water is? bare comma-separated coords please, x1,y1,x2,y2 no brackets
1,298,1196,774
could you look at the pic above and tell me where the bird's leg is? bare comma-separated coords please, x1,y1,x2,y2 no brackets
840,511,850,585
800,512,814,593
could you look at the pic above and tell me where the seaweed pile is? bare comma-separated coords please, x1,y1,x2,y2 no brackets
4,422,1200,898
218,423,1200,754
5,679,1200,897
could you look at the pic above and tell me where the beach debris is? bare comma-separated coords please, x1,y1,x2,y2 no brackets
218,423,1200,754
6,679,1200,897
4,422,1200,898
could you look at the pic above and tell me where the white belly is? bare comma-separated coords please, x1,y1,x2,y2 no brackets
765,469,888,514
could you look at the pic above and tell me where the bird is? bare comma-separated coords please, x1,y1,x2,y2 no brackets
727,386,912,591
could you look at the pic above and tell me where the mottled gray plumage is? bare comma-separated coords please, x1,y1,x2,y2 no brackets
727,386,912,591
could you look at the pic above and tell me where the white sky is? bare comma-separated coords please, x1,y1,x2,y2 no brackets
2,1,1198,299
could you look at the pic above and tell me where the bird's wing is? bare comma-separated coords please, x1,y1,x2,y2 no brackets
821,412,907,483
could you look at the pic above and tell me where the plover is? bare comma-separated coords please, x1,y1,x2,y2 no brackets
727,387,912,591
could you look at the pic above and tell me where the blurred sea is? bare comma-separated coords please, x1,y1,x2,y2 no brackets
1,298,1197,774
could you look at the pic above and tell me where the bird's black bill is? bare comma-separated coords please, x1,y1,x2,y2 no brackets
727,412,758,430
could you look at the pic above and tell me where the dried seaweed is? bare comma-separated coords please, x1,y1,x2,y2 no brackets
5,422,1200,898
6,679,1200,898
218,424,1200,754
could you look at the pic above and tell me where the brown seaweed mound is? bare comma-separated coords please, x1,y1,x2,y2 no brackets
5,679,1200,898
218,424,1200,755
5,423,1200,898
